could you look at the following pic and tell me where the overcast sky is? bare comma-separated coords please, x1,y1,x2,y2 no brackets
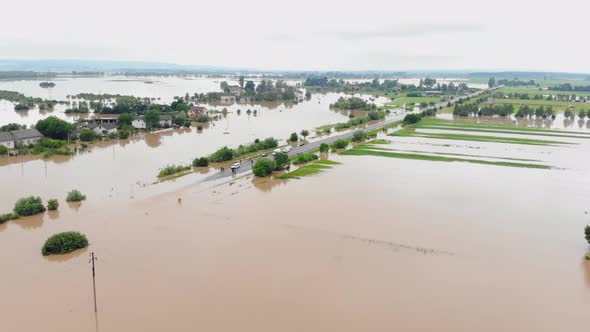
2,0,589,72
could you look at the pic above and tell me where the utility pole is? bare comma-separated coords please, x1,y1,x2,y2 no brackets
89,252,98,313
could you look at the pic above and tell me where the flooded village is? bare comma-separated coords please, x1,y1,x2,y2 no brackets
1,72,589,331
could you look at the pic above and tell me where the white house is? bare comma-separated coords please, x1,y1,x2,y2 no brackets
0,132,15,149
131,114,172,128
294,90,305,102
88,122,117,136
11,128,43,146
159,114,172,127
132,116,146,129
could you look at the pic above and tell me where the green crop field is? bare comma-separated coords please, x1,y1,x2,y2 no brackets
492,99,590,112
341,146,551,169
390,129,572,146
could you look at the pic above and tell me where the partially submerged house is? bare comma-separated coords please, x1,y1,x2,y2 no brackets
228,85,244,96
238,96,255,103
0,132,15,149
159,114,172,127
188,106,207,117
220,93,236,104
92,123,118,136
131,114,173,129
132,116,146,129
11,128,43,146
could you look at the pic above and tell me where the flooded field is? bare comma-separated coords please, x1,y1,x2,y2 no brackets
0,90,383,211
1,76,589,331
1,120,589,331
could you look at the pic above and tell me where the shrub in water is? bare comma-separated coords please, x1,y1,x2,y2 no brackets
210,147,234,162
47,199,59,211
192,157,210,167
66,190,87,202
253,158,276,177
42,231,88,256
585,225,590,244
273,152,289,170
14,196,46,216
158,165,190,177
79,129,97,142
0,213,18,224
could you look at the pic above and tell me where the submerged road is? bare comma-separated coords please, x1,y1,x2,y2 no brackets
203,87,494,182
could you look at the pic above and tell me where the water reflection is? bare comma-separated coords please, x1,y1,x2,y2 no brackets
583,257,590,288
252,176,287,193
43,247,89,262
67,201,82,211
12,214,44,230
47,210,60,220
144,133,162,148
193,167,211,175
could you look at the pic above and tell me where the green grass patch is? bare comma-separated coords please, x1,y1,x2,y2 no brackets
158,165,191,178
492,99,588,112
391,129,571,146
386,96,443,108
415,119,590,135
413,124,590,140
367,139,390,144
276,159,339,179
341,148,551,169
315,159,341,165
291,153,319,165
356,146,541,162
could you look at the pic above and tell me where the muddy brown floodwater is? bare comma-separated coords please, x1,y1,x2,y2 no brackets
1,129,590,331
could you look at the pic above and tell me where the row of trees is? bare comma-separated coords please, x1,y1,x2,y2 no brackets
207,137,279,163
453,103,516,117
549,83,590,92
515,105,555,118
305,77,468,95
493,92,590,102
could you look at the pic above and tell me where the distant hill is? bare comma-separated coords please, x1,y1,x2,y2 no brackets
0,59,244,74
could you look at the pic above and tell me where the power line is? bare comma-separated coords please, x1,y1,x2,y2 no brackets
89,252,98,313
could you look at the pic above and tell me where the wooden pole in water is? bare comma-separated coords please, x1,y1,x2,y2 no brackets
89,252,98,313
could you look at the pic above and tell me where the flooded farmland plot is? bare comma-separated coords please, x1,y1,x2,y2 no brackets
1,116,590,331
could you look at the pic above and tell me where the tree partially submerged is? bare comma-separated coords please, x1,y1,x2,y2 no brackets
253,158,277,177
192,157,210,167
42,232,88,256
66,190,87,202
14,196,46,216
47,199,59,211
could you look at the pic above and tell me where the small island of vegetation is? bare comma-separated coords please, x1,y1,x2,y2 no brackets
42,232,89,256
330,96,377,110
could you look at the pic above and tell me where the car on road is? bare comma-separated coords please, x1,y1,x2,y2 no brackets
298,143,305,146
272,148,282,156
230,162,241,169
261,153,268,157
281,146,292,153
